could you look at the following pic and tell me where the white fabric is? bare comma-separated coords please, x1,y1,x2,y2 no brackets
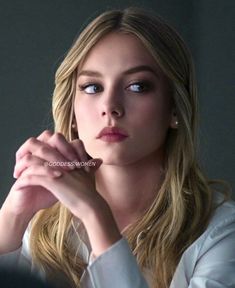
0,192,235,288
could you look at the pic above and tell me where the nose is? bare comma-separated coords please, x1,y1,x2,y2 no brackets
101,104,124,118
101,87,125,119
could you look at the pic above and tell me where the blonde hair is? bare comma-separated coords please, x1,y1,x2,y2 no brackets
30,7,230,288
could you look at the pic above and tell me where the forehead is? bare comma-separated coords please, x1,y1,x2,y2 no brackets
79,32,159,72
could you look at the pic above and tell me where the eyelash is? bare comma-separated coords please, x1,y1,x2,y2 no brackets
78,81,153,94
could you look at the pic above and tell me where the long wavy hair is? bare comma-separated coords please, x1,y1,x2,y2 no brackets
29,7,229,288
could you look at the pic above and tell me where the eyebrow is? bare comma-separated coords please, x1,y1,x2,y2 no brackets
78,65,159,78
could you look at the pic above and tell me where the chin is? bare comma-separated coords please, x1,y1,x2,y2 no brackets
86,143,159,166
87,148,133,165
92,151,150,167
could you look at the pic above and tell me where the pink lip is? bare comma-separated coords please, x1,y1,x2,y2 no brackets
97,126,128,142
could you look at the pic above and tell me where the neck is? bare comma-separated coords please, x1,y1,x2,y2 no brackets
95,149,165,232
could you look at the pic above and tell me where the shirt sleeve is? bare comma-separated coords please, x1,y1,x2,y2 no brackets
0,246,22,267
81,237,149,288
188,215,235,288
0,227,32,273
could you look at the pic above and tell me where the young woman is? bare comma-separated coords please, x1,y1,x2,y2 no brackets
0,7,234,288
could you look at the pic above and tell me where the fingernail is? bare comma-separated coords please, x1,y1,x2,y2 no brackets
68,164,75,170
13,168,19,178
53,170,62,177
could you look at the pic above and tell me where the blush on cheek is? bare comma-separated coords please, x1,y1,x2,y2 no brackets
135,106,171,140
134,103,165,124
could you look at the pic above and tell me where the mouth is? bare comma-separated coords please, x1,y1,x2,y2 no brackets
96,126,128,142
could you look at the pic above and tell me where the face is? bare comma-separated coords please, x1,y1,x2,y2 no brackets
74,32,175,166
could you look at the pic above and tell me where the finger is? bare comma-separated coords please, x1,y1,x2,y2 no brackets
38,131,82,172
13,174,51,191
47,132,79,162
37,130,53,142
15,137,75,171
16,137,41,161
70,140,90,172
37,130,79,166
14,154,46,178
13,174,75,211
20,164,63,178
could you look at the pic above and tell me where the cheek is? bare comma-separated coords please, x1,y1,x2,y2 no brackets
132,99,171,151
75,94,95,116
131,100,170,130
74,98,98,135
76,104,92,121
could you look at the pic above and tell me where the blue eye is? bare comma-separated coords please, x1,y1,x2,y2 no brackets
128,82,151,93
79,83,103,94
78,81,152,94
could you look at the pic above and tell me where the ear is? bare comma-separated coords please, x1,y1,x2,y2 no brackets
170,109,179,129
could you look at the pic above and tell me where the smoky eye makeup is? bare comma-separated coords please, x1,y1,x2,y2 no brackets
126,79,155,93
77,82,103,94
76,72,157,94
77,80,154,95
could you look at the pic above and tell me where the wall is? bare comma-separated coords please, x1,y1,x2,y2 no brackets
0,0,234,203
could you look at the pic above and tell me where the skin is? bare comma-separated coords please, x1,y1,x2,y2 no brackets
0,32,177,257
75,32,177,230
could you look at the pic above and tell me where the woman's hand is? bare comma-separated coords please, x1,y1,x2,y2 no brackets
1,130,121,256
13,153,121,256
3,130,101,220
13,154,103,220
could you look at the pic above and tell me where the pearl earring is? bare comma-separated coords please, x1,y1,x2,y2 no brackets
71,123,77,130
175,120,179,125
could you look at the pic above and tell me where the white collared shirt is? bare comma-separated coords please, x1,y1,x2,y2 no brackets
1,192,235,288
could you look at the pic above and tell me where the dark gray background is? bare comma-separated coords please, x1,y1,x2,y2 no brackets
0,0,234,204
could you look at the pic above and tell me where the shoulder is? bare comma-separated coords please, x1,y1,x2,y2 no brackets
189,192,235,261
170,192,235,287
209,191,235,226
188,192,235,255
197,192,235,257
